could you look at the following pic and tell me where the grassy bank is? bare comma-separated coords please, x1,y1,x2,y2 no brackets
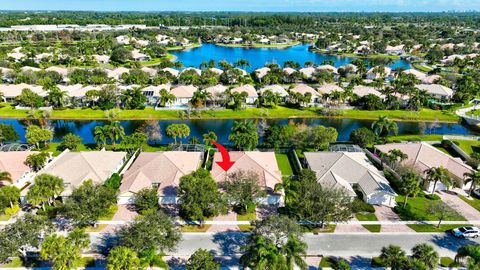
165,43,201,51
216,41,300,48
0,105,460,122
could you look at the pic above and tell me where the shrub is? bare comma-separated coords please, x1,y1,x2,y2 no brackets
352,198,375,213
104,173,121,190
371,257,385,267
441,140,453,148
425,194,440,200
317,108,344,117
4,205,20,215
59,133,83,151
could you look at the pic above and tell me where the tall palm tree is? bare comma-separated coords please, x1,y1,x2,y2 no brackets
411,243,439,270
107,121,125,149
456,245,480,269
158,88,175,108
379,245,407,270
240,236,286,270
371,116,398,138
234,59,250,70
464,171,480,197
424,166,452,194
46,86,68,108
202,131,218,168
283,236,307,270
0,171,12,184
94,125,109,148
400,170,422,207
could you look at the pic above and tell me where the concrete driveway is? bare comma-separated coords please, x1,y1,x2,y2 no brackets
374,205,414,233
438,190,480,221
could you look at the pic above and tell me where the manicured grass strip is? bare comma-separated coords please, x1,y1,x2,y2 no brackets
0,214,11,221
356,213,381,233
84,224,108,232
98,205,119,221
181,224,212,232
407,224,469,232
275,153,294,176
388,134,444,142
237,212,256,232
303,224,336,233
440,257,461,268
0,257,23,268
459,195,480,212
0,105,459,122
452,140,480,155
78,257,96,268
395,195,466,221
319,257,334,268
216,41,300,48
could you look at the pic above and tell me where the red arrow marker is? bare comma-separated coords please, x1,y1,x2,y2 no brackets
212,141,235,172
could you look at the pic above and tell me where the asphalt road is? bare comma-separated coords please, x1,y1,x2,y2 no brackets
91,232,480,258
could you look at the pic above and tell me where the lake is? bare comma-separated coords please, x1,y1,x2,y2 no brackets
0,118,474,145
171,44,412,72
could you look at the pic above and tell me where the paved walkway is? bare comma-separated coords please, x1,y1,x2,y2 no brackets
438,190,480,221
335,217,369,233
374,206,414,233
207,211,240,233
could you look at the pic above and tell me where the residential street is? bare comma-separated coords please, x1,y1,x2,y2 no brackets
90,232,480,258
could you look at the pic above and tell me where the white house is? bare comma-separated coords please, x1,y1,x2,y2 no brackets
416,84,454,99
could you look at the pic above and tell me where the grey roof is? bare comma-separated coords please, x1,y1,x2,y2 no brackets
304,152,396,197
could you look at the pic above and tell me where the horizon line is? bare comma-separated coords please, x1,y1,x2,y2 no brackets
0,10,479,13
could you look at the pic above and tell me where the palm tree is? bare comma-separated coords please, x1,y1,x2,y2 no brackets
107,121,125,149
94,125,109,148
274,177,299,206
158,88,175,108
0,171,12,184
283,236,307,270
371,116,398,138
139,248,164,270
202,131,218,168
464,171,480,197
107,246,140,270
412,243,439,270
424,166,452,194
234,59,250,70
229,120,258,151
386,149,408,170
456,245,480,269
240,236,286,270
379,245,407,270
46,86,68,108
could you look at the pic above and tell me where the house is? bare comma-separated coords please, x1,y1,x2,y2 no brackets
107,67,130,80
403,69,441,84
299,67,316,79
289,84,321,104
161,68,180,77
141,84,170,106
119,151,202,204
366,66,392,80
0,151,38,186
415,84,454,99
375,142,475,192
283,67,297,75
304,152,397,207
255,67,270,80
317,83,344,96
353,86,385,99
316,65,338,74
21,66,41,73
385,45,405,55
141,67,157,77
7,49,26,61
0,83,46,102
258,85,289,100
92,54,110,64
211,151,284,205
37,150,127,197
116,35,131,45
169,85,197,107
45,66,69,78
182,67,202,76
231,85,258,105
131,49,150,61
208,68,224,75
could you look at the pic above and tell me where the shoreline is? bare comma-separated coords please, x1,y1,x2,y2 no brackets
0,107,460,123
215,41,301,49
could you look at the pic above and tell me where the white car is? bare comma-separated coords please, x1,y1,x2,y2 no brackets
452,226,480,238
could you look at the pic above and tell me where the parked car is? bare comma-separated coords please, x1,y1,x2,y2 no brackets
452,226,480,238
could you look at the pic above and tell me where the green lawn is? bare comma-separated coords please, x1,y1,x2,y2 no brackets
237,212,256,232
387,134,444,142
275,153,294,176
452,140,480,155
46,142,91,156
0,214,11,221
395,195,466,221
459,195,480,212
98,205,119,220
78,257,96,268
0,257,23,268
407,224,469,232
181,224,212,232
302,224,336,233
0,105,459,122
319,257,335,268
84,224,108,232
440,257,461,268
336,53,400,60
216,41,300,48
412,63,433,72
356,213,381,233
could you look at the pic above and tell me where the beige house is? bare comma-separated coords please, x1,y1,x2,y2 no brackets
289,84,321,104
169,85,198,107
37,150,127,197
304,152,397,207
231,85,258,105
0,151,38,186
415,84,454,99
353,85,385,99
211,151,283,205
375,142,475,192
119,151,203,204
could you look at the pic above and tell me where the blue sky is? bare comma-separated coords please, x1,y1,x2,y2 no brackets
1,0,479,12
